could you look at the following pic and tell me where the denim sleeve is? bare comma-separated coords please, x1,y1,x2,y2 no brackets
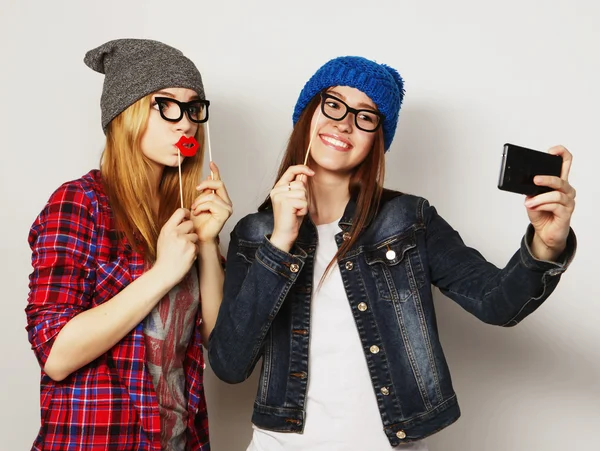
423,200,576,326
208,227,306,383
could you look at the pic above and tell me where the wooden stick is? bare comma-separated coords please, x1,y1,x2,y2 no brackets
304,109,322,165
178,149,184,209
206,120,214,180
298,109,322,184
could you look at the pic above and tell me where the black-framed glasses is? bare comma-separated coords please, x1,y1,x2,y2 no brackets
319,92,384,132
154,97,210,123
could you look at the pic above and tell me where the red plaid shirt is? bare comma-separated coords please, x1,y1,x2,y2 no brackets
26,170,210,451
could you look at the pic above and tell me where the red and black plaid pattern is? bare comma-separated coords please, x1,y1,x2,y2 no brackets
26,170,210,450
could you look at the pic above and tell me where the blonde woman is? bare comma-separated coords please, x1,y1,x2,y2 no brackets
26,39,231,451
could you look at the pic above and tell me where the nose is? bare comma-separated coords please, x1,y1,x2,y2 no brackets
334,112,353,133
175,112,196,135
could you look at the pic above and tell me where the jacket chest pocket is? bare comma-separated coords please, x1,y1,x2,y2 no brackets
364,234,425,302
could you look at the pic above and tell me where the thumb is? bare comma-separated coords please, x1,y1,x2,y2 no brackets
164,208,190,230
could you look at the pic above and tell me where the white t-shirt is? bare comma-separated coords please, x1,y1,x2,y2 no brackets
248,220,428,451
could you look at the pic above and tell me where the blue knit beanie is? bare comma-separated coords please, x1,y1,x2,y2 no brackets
292,56,405,151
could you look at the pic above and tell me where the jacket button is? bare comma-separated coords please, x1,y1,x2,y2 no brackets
290,263,299,273
357,302,368,312
396,430,406,439
380,387,390,396
385,249,397,260
345,261,354,270
342,232,351,241
369,345,380,354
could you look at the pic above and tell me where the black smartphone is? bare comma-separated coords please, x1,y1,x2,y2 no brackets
497,143,562,196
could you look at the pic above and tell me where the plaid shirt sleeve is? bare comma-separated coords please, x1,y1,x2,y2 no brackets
26,181,97,368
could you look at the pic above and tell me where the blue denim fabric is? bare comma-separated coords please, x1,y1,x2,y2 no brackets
208,191,576,445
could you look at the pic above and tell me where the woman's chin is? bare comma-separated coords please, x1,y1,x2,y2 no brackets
164,155,185,168
311,156,352,173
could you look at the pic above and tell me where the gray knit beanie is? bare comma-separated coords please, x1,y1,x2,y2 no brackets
84,38,205,133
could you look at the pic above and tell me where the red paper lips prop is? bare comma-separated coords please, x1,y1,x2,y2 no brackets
176,135,199,157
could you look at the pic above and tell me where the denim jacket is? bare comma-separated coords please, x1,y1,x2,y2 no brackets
208,190,576,445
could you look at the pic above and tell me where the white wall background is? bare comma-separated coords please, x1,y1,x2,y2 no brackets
2,1,598,450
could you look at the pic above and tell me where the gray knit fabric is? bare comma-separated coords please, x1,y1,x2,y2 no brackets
84,38,205,133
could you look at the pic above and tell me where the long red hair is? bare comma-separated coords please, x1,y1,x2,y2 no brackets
260,92,386,279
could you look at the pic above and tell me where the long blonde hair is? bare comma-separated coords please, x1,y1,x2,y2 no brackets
101,93,205,261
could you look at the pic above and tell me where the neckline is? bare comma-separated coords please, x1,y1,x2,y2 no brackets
315,217,342,230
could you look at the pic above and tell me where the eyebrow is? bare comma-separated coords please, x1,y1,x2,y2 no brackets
154,91,201,101
327,89,377,110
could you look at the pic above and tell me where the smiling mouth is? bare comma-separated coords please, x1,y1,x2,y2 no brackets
176,136,199,157
320,135,352,150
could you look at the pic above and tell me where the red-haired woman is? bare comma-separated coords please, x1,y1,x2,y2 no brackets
208,56,576,450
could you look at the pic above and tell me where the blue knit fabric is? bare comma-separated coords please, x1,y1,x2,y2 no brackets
292,56,405,151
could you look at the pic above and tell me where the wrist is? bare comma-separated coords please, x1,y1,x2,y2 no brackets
197,237,218,248
197,238,220,258
269,232,294,253
145,264,176,295
530,233,565,262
